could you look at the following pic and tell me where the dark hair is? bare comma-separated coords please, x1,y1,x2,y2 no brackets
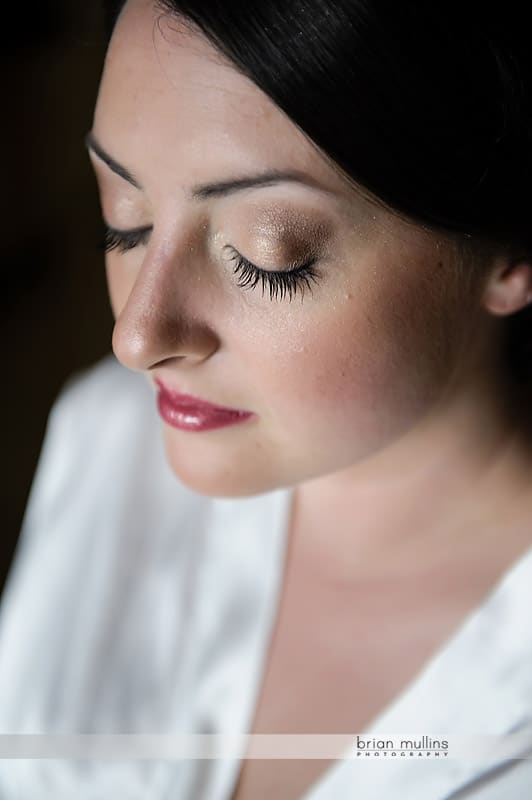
104,0,532,386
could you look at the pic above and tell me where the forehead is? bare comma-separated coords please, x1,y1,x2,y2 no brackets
93,0,347,197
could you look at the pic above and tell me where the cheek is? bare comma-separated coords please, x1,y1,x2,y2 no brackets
237,258,465,458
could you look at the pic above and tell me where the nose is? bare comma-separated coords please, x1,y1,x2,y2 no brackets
110,244,220,373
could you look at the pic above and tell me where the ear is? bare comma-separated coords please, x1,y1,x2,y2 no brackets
481,256,532,316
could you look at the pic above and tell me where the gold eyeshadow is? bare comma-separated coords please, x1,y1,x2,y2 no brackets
245,206,335,265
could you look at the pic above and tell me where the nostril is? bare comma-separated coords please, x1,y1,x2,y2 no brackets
150,355,188,369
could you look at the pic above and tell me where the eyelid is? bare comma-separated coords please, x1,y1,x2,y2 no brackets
101,222,152,254
225,244,321,302
222,243,317,271
104,222,152,236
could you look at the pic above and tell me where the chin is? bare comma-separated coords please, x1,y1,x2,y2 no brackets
161,433,280,499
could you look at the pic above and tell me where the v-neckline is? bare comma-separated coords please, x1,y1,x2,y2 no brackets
221,485,532,799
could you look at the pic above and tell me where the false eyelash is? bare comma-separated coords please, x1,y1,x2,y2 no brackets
100,225,152,254
228,250,320,302
98,227,320,302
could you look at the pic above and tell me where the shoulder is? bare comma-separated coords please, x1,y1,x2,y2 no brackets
44,351,154,448
0,354,211,732
18,352,189,534
5,352,208,585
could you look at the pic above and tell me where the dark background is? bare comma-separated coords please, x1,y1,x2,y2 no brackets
1,3,113,593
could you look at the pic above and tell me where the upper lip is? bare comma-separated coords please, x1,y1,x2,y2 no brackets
154,378,250,413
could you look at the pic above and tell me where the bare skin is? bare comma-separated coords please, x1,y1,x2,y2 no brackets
88,2,532,798
230,478,532,800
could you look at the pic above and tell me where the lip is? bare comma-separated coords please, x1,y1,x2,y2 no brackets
154,378,255,432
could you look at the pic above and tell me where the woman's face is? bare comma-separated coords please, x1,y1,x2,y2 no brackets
89,0,485,497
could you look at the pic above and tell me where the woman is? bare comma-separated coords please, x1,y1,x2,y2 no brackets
0,0,531,797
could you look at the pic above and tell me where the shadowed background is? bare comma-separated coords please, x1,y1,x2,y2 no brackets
1,3,112,593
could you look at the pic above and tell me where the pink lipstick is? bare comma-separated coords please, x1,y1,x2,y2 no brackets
154,379,254,432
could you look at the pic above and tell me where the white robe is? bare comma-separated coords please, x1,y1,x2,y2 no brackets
0,353,531,798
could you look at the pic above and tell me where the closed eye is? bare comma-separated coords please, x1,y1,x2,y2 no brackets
100,224,152,254
225,246,321,303
98,225,321,303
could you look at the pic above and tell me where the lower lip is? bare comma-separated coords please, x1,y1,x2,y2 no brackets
156,389,254,432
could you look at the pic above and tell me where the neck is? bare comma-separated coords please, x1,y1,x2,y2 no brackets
290,361,532,582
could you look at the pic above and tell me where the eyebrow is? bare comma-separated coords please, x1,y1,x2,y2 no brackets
85,131,326,201
85,132,141,189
